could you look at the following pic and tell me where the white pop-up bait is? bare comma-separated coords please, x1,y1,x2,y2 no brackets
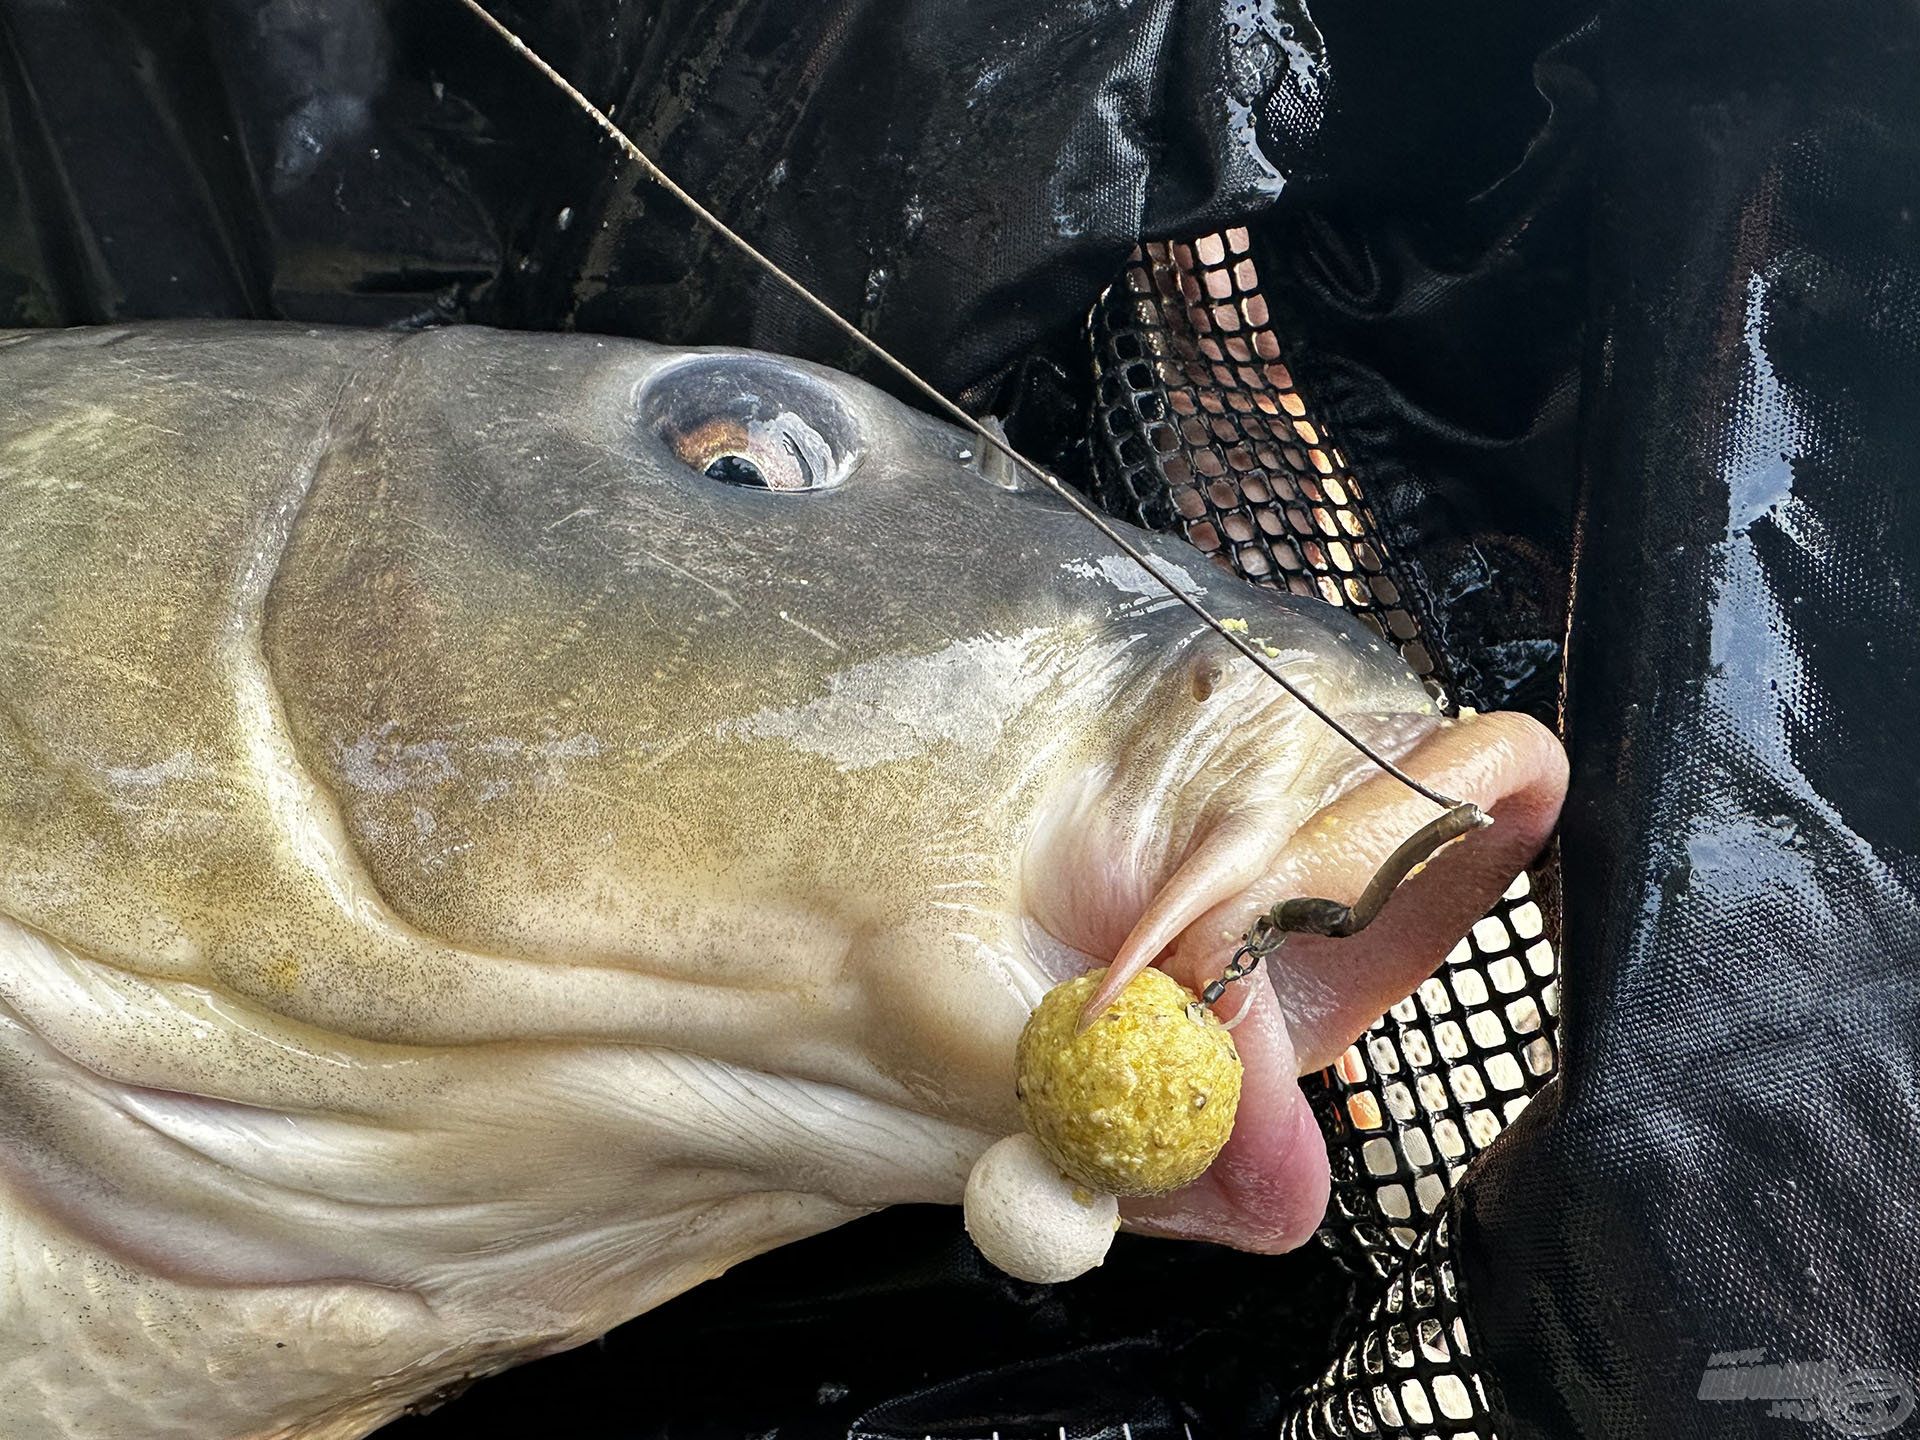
963,1134,1120,1283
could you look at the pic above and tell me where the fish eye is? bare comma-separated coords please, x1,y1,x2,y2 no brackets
641,357,862,493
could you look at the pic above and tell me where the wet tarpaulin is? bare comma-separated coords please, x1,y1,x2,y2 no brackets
1461,2,1920,1435
0,0,1326,398
2,2,1919,1439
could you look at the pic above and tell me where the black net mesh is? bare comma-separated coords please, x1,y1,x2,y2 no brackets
1089,232,1563,1436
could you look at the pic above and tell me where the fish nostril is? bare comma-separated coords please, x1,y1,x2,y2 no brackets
1190,657,1224,703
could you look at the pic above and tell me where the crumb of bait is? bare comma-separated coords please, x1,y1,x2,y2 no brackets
1214,615,1281,657
1015,967,1242,1197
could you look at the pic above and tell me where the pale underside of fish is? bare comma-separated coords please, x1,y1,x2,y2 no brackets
0,323,1565,1439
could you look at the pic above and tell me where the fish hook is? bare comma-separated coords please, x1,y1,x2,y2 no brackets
1190,800,1492,1028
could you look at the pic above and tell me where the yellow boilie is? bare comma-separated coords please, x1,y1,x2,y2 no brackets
1015,968,1242,1197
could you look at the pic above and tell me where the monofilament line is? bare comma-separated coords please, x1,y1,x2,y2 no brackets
453,0,1473,816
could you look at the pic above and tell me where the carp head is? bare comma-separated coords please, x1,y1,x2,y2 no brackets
0,324,1564,1436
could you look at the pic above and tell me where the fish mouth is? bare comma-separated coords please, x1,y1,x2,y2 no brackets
1021,707,1568,1255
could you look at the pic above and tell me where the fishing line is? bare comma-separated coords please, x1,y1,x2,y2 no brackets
452,0,1476,823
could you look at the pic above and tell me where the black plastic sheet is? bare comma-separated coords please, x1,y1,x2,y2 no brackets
0,0,1326,424
390,1207,1349,1439
1460,3,1920,1434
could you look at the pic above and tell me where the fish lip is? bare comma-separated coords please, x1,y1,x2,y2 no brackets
1014,698,1422,1016
1015,659,1403,987
1010,709,1446,1254
1069,705,1441,1019
1076,708,1569,1253
1011,785,1321,1228
1014,886,1330,1255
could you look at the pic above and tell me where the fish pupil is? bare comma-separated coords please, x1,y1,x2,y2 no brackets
705,453,768,487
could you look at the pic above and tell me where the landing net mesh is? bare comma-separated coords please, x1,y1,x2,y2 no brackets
1088,230,1562,1438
